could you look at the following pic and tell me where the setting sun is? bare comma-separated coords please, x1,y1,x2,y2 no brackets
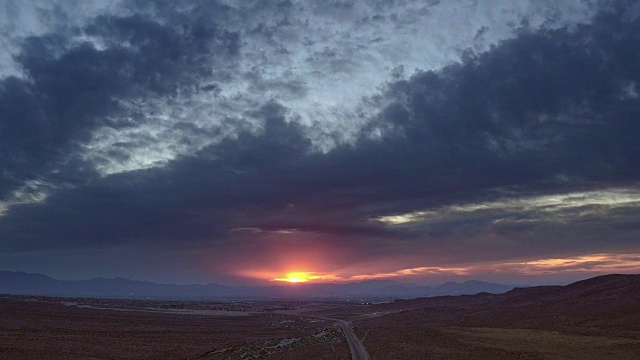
272,271,343,283
274,272,314,283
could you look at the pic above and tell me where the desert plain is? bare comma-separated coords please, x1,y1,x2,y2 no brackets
2,274,640,359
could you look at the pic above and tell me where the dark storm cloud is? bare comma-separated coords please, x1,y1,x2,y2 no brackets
0,101,398,255
0,4,239,199
372,3,640,192
1,1,639,280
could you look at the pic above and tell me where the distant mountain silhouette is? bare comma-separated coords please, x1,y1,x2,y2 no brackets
0,270,514,299
432,280,513,296
367,274,640,329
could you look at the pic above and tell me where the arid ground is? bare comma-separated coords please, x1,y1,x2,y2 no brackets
346,274,640,359
0,296,350,359
2,274,639,359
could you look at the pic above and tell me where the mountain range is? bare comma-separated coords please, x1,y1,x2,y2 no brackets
355,273,640,332
0,270,514,299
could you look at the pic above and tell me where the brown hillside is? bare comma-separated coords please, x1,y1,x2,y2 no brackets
349,274,640,359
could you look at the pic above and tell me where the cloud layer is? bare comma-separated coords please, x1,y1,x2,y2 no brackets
0,0,638,284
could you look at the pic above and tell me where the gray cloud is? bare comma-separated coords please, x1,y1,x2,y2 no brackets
0,0,638,283
0,4,241,201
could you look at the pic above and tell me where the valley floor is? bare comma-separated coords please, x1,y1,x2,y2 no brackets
3,274,640,360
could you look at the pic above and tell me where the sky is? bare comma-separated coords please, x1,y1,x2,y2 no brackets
0,0,639,286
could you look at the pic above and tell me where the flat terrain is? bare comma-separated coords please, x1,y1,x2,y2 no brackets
0,296,350,359
2,274,639,359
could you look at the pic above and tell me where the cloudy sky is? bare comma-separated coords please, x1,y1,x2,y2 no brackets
1,0,639,286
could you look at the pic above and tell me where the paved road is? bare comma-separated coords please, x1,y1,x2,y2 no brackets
335,319,370,360
311,315,370,360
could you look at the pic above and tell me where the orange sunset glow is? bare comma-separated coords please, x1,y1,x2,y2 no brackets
239,252,640,285
273,271,339,283
274,272,314,283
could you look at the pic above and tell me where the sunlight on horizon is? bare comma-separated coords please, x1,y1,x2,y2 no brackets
273,271,325,283
260,252,640,284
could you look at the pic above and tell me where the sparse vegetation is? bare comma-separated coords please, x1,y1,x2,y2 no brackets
2,275,639,359
0,296,349,360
